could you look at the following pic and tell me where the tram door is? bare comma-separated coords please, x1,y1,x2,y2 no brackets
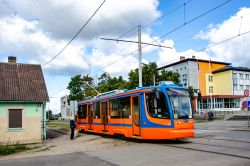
101,102,109,132
87,104,93,130
132,96,141,136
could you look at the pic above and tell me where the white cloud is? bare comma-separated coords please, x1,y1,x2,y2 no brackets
0,16,89,76
47,88,69,114
157,39,212,67
2,0,160,40
0,0,160,76
195,7,250,67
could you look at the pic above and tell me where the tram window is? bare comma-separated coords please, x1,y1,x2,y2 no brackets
146,92,170,119
110,99,119,118
120,97,130,118
94,102,100,119
110,97,131,118
78,105,87,119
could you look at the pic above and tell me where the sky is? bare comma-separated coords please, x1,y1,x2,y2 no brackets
0,0,250,113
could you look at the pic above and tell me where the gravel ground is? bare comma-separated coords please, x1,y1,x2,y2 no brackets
0,131,133,161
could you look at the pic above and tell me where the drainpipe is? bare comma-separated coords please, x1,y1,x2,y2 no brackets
42,102,46,142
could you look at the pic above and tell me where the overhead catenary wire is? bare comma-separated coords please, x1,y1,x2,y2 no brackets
43,0,106,67
102,0,194,55
159,29,250,68
144,0,193,28
93,0,232,74
145,0,232,46
173,11,250,44
94,0,195,75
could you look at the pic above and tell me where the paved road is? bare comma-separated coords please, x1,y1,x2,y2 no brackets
0,152,115,166
0,120,249,166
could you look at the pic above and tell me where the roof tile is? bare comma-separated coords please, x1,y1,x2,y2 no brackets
0,63,49,102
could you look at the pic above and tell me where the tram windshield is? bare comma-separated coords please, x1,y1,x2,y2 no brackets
167,88,192,119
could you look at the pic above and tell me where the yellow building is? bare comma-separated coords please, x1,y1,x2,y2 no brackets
197,60,229,96
158,56,250,112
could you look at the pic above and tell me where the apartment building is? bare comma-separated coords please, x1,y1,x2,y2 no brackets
158,56,250,112
61,95,77,120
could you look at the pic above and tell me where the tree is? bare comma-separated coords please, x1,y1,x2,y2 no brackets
67,74,97,101
158,69,180,84
46,110,53,120
97,72,128,93
188,86,195,101
128,62,180,89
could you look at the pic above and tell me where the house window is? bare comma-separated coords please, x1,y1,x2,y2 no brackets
246,85,250,90
209,86,213,93
208,75,213,82
240,85,244,90
182,74,187,86
246,74,249,80
233,73,237,79
233,84,237,91
240,74,243,79
9,109,22,128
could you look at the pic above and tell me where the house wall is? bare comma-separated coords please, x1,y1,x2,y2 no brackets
214,70,233,95
232,71,250,95
0,103,43,144
159,61,199,89
198,62,228,96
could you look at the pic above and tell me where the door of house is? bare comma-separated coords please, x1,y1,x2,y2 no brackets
132,96,141,136
101,102,109,132
87,104,93,130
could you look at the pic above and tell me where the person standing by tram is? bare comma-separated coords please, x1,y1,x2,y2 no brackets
70,118,76,140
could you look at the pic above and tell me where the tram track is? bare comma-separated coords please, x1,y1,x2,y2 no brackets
162,143,250,160
194,136,250,144
187,141,250,151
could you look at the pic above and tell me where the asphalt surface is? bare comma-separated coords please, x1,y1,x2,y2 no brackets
0,120,249,166
0,152,115,166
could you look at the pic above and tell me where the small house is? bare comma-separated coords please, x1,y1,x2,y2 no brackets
0,56,49,144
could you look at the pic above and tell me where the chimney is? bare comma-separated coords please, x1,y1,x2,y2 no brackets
8,56,16,63
192,55,196,59
180,56,185,61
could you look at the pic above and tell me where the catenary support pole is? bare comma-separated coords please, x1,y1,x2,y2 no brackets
138,25,142,87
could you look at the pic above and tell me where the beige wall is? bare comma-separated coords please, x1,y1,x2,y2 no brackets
214,70,233,95
0,103,43,144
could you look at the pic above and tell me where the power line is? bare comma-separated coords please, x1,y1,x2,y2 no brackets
144,0,193,28
145,0,232,46
100,37,172,48
103,0,193,55
93,0,231,74
173,11,250,44
95,49,138,73
160,30,250,66
159,29,250,68
43,0,106,67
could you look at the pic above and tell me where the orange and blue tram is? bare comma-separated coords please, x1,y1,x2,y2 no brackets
76,82,194,140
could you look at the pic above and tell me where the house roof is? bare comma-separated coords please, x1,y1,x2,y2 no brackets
0,63,49,102
157,58,231,70
212,65,250,74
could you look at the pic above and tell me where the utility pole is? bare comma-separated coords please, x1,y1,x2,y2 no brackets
138,25,142,87
100,25,172,88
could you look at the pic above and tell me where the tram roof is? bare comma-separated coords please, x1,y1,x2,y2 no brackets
78,82,186,104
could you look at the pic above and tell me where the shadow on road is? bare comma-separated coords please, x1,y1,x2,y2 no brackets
46,129,66,139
